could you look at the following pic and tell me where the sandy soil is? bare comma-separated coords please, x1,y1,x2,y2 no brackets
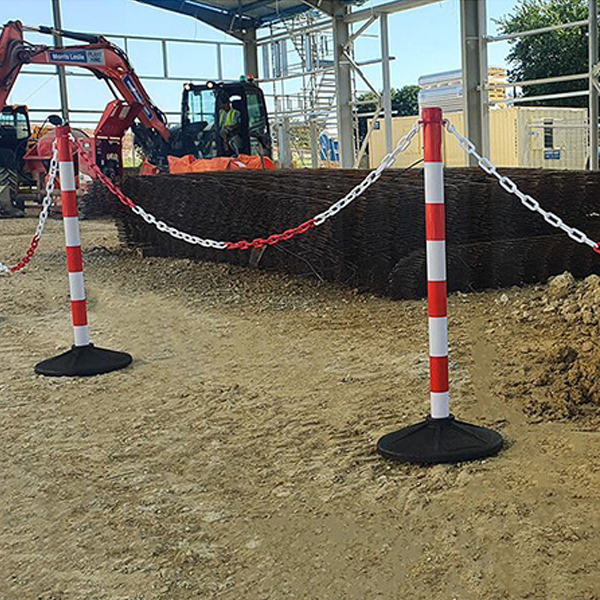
1,215,600,600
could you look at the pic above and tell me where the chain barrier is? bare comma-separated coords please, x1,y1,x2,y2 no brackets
444,120,600,256
0,141,59,275
72,121,421,251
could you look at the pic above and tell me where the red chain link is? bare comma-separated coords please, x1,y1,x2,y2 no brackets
73,139,317,251
224,219,316,250
9,234,41,273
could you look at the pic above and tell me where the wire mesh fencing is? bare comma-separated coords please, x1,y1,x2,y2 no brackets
114,167,600,299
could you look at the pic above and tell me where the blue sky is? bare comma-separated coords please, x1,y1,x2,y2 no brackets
2,0,519,123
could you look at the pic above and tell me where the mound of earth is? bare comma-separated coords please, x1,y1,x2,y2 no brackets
517,273,600,419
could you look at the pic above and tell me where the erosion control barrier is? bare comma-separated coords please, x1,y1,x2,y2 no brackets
32,123,132,377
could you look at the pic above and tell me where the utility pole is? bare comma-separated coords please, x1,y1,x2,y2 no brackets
52,0,70,123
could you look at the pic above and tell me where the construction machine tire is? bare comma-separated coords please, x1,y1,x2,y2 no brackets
0,149,24,218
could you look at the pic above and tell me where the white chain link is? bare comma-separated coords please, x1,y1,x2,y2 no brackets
445,120,600,252
34,141,59,240
130,204,229,249
313,121,421,226
0,141,59,275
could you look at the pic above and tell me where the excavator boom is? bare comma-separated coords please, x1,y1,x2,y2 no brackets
0,20,171,145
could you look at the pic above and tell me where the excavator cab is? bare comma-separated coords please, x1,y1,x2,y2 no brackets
181,79,272,159
0,105,31,215
0,105,31,153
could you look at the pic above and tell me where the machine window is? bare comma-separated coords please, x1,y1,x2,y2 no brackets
247,92,266,132
0,112,12,128
15,112,29,140
0,110,30,140
188,89,216,127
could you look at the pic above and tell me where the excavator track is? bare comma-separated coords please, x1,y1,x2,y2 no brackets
0,149,24,218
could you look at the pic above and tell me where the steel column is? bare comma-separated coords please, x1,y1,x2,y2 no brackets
310,117,319,168
589,0,599,170
333,2,354,168
380,13,393,154
52,0,70,122
217,43,223,80
460,0,489,163
278,116,292,167
243,29,259,78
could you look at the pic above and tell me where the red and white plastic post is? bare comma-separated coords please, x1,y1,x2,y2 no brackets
58,124,90,347
34,123,132,377
423,107,450,420
377,107,503,464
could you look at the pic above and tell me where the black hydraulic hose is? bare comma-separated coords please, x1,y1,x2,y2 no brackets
37,25,100,44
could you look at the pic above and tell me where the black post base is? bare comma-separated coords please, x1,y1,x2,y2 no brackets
377,415,503,464
35,344,132,377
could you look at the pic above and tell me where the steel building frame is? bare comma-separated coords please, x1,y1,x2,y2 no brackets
255,0,441,168
21,0,600,170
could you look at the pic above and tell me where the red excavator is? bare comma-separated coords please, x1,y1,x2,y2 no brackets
0,20,273,214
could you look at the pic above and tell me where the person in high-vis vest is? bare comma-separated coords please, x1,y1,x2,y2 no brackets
218,98,242,156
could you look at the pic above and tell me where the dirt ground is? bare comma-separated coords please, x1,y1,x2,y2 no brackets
2,215,600,600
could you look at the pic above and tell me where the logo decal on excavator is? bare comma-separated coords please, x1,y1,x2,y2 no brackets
48,49,106,65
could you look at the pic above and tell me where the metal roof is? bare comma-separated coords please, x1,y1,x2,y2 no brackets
134,0,347,33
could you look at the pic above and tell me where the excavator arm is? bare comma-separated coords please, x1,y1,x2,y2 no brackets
0,20,171,148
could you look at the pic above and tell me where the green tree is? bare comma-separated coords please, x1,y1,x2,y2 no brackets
356,90,379,115
496,0,590,107
356,85,420,117
356,85,420,144
391,85,420,116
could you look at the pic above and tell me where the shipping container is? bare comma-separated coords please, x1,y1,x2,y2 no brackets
369,107,588,170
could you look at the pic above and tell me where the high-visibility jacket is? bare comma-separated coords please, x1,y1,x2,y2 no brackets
219,108,240,129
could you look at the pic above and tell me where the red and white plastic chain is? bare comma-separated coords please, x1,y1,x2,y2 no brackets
0,141,59,275
445,119,600,256
71,121,421,251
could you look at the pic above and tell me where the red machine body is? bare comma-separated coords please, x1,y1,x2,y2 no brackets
93,100,142,178
0,20,170,178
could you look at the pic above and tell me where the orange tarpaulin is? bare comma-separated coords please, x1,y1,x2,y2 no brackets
140,158,160,176
167,154,195,174
230,155,276,171
188,157,233,172
167,154,276,174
